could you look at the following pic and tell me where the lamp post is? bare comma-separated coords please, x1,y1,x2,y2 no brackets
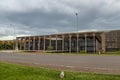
75,13,79,53
75,13,78,32
10,24,14,50
10,24,16,53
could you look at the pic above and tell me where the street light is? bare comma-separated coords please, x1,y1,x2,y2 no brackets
75,13,79,53
75,13,78,32
10,24,16,53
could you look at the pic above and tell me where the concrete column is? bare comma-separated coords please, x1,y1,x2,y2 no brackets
28,37,31,50
62,35,64,51
24,37,26,50
69,34,71,53
44,36,45,50
49,36,51,46
85,34,87,53
15,38,18,50
56,35,58,51
93,33,96,53
101,32,106,53
20,38,22,50
38,37,41,50
33,37,35,50
77,34,79,53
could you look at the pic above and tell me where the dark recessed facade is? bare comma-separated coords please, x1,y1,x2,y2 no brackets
16,30,120,53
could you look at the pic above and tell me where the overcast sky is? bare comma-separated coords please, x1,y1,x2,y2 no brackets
0,0,120,40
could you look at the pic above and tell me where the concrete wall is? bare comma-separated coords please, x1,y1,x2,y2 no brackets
105,30,120,51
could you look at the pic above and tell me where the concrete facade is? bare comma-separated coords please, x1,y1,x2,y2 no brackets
16,30,120,53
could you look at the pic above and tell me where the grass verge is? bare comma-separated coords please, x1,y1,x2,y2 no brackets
0,62,120,80
44,52,120,56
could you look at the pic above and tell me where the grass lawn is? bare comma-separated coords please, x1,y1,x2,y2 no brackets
44,50,120,55
44,52,120,56
0,62,120,80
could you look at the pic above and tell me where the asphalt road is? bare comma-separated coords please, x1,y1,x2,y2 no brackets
0,52,120,74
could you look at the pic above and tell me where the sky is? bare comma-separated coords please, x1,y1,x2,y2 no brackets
0,0,120,40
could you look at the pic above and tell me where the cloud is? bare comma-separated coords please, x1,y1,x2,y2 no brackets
0,0,120,40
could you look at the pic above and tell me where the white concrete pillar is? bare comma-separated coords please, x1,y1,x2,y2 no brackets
33,37,35,50
56,35,58,51
85,34,87,53
29,37,31,50
20,38,22,50
93,33,96,53
77,34,79,53
24,37,26,50
101,32,106,53
38,37,41,50
44,36,45,50
15,38,18,50
62,35,64,51
69,34,71,53
49,36,51,46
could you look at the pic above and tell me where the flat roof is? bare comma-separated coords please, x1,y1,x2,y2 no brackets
17,29,120,38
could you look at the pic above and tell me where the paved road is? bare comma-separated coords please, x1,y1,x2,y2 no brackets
0,52,120,74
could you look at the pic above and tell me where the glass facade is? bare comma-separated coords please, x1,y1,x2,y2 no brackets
17,30,120,53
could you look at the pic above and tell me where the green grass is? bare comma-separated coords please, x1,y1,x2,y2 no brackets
45,50,120,55
44,52,120,56
0,62,120,80
10,49,120,55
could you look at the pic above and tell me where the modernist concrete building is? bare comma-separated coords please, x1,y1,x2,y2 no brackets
16,30,120,53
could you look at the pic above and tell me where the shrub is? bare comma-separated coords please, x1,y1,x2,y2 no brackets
47,45,53,50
